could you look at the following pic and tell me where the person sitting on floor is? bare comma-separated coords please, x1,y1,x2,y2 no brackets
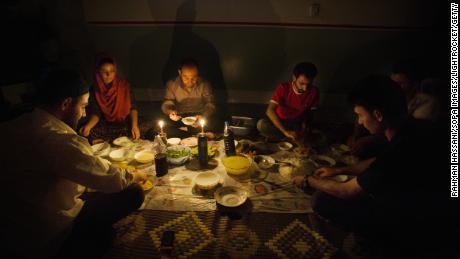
80,56,140,143
161,58,217,138
293,75,452,257
257,62,319,143
0,69,147,258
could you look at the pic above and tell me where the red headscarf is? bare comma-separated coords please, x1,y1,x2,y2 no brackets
94,58,132,122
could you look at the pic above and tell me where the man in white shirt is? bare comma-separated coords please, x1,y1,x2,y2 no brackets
0,69,147,258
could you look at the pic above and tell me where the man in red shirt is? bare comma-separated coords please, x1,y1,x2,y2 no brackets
257,62,319,141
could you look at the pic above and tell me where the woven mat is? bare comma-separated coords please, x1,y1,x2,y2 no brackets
105,210,337,258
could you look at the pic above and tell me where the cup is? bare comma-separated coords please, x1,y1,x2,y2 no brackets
155,153,168,177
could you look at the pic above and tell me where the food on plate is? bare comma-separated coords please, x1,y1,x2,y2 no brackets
167,148,190,158
142,180,153,191
191,145,217,156
181,116,197,125
180,137,198,147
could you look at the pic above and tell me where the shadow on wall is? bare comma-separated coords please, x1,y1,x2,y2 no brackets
160,0,229,119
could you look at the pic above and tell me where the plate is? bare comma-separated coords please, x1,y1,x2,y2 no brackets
332,174,349,182
113,136,132,147
181,116,197,126
141,179,154,191
109,148,129,162
134,151,155,164
180,137,198,147
214,186,248,207
167,137,181,145
194,172,220,190
91,142,111,157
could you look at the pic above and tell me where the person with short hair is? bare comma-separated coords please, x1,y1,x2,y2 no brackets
257,62,319,142
293,75,450,257
161,58,217,138
0,69,147,258
80,56,140,143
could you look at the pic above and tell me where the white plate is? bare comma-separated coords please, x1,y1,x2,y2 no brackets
167,137,181,145
180,137,198,147
113,136,132,147
181,116,197,126
253,155,275,169
214,186,248,207
134,151,155,164
91,142,111,157
109,148,129,162
194,172,220,190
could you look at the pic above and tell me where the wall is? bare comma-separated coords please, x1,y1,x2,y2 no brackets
1,0,446,123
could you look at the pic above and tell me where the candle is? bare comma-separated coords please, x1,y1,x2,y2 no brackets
159,120,164,134
199,119,205,134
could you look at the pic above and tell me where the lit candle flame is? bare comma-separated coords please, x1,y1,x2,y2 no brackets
199,119,205,133
159,120,164,134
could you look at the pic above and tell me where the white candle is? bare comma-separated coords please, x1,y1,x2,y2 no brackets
200,119,205,134
159,120,164,134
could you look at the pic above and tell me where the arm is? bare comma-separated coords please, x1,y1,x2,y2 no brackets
130,109,140,140
307,176,364,199
266,102,291,137
161,82,177,116
334,157,376,176
80,114,100,137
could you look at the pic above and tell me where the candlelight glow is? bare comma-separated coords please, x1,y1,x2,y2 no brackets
200,119,205,133
159,120,164,133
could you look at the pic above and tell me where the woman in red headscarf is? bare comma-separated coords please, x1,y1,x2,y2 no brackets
80,57,140,143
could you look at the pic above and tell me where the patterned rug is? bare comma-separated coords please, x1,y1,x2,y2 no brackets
105,210,337,258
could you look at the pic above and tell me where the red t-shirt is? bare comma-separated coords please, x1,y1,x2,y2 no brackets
271,82,319,121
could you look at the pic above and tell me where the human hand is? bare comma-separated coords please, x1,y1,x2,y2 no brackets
314,167,338,178
283,130,298,140
131,125,141,140
79,125,92,137
169,111,181,121
292,175,306,188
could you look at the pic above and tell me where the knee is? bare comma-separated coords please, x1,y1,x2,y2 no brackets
311,191,335,216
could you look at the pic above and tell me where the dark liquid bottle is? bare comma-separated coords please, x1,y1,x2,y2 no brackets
155,153,168,177
197,132,208,166
224,121,236,156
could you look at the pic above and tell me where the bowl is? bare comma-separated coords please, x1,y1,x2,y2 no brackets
91,142,111,157
167,137,181,145
109,148,129,162
166,145,191,165
194,172,220,190
222,155,252,175
278,142,293,151
253,155,275,169
229,116,256,136
214,186,248,207
180,137,198,147
134,151,155,164
181,116,197,126
279,165,294,179
312,155,336,167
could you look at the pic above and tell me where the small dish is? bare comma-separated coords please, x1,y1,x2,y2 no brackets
91,142,111,157
312,155,336,167
253,155,275,169
113,136,132,147
109,148,129,162
181,116,197,126
194,172,220,190
278,142,293,151
180,137,198,147
214,186,248,207
167,137,181,145
134,151,155,164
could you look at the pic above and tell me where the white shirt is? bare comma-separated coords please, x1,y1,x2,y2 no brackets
0,108,133,258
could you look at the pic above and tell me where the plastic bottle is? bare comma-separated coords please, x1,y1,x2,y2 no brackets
224,121,236,156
